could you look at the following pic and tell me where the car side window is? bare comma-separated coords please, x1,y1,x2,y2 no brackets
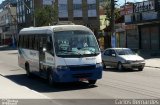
104,50,110,56
110,50,116,57
111,50,116,55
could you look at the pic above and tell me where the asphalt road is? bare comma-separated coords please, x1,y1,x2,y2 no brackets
0,50,160,104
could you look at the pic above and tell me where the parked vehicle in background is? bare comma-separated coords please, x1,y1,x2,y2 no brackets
18,25,103,85
102,48,145,71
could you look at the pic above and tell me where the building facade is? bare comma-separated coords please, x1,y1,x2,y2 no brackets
0,4,17,45
16,0,100,36
123,0,160,51
0,0,16,9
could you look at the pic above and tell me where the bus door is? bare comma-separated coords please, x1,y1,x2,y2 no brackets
39,35,54,77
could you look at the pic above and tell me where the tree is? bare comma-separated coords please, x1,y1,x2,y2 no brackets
102,0,120,25
34,5,58,27
101,0,121,48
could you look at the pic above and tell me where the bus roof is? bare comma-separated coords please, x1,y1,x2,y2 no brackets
19,25,93,35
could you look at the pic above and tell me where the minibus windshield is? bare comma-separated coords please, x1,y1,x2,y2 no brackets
54,30,100,57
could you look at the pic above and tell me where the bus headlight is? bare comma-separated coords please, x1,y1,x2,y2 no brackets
57,66,69,71
96,63,103,68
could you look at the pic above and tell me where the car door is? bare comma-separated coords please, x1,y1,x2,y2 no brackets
109,50,118,67
102,49,112,66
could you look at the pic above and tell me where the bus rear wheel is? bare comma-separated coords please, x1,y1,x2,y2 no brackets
88,80,97,85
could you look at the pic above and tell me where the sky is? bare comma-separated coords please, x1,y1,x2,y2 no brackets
0,0,3,4
118,0,144,6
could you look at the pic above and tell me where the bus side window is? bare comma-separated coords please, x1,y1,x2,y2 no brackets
34,35,39,50
23,35,29,49
28,36,31,49
20,36,23,48
27,36,29,49
23,36,26,48
21,36,24,48
29,35,34,50
18,36,21,48
32,35,35,49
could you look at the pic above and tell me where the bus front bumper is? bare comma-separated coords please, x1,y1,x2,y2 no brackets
52,67,103,83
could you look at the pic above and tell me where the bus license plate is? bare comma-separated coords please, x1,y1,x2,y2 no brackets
79,78,88,81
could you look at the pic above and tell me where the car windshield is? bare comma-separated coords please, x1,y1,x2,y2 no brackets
54,30,100,57
115,49,135,55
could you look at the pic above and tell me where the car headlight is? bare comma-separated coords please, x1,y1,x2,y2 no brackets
57,66,69,71
96,63,103,68
140,60,145,62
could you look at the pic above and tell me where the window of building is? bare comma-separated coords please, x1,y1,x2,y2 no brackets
30,0,33,8
88,4,96,10
73,4,82,10
73,0,82,17
87,0,97,17
58,0,68,18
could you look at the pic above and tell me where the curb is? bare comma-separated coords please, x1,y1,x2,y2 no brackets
145,66,160,69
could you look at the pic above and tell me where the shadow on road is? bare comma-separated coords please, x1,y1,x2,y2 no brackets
4,74,97,93
103,67,142,73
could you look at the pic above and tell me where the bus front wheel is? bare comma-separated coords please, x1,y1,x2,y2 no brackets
88,80,97,85
48,71,54,86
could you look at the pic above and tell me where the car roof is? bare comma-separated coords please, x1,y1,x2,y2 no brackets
104,48,130,51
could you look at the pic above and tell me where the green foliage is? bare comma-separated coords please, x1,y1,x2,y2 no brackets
34,5,58,27
102,0,121,25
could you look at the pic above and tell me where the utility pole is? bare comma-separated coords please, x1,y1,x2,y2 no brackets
23,0,35,26
110,0,115,35
33,0,35,26
110,0,115,48
52,0,58,25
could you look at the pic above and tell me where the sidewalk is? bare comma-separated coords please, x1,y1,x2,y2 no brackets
0,75,49,99
138,50,160,69
0,74,60,105
145,58,160,69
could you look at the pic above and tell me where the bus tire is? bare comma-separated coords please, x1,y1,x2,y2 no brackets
48,70,54,86
25,63,31,77
102,61,106,69
88,80,97,85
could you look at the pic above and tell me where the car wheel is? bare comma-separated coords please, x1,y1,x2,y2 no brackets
117,62,123,71
102,61,106,69
138,67,144,71
88,80,97,85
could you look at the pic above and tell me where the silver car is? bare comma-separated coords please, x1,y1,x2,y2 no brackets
102,48,145,71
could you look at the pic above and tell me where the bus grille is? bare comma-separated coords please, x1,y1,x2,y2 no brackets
69,65,95,71
72,73,92,78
